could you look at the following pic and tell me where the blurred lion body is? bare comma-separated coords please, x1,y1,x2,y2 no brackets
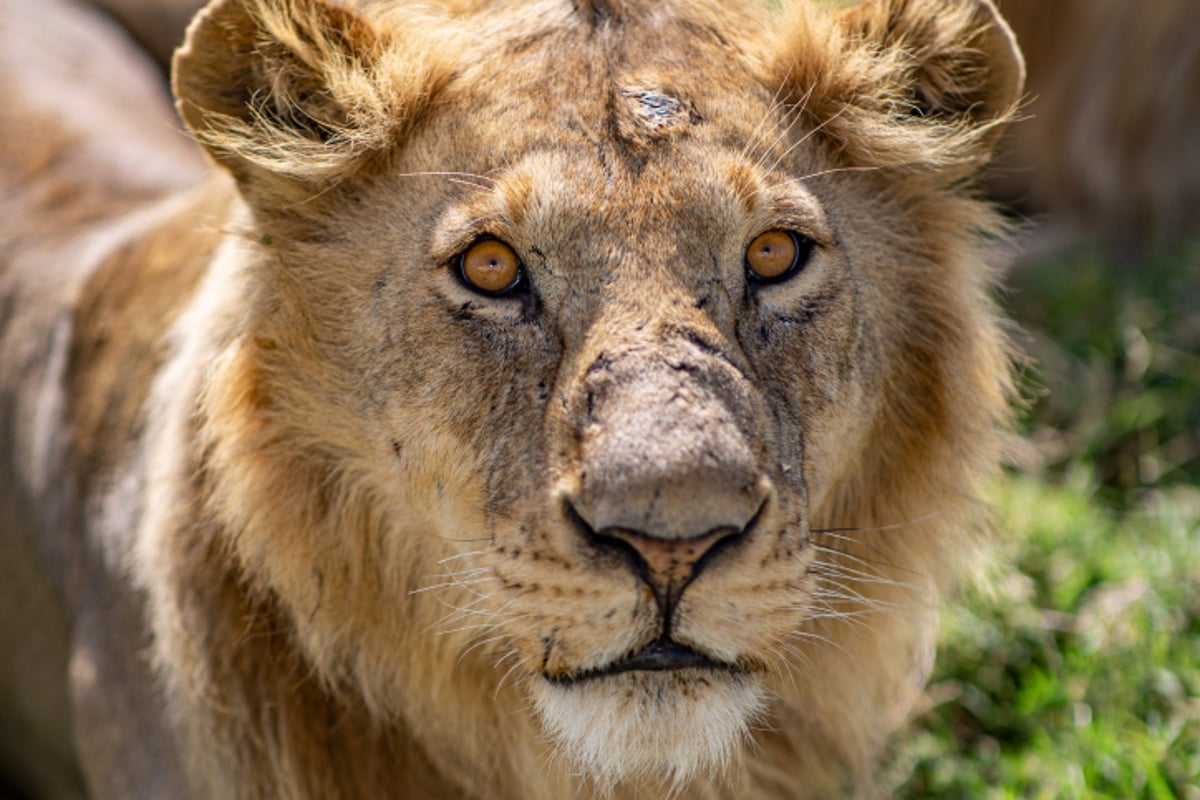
1,0,1022,798
995,0,1200,249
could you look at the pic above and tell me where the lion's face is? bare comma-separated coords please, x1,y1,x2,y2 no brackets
297,71,877,783
173,0,1022,790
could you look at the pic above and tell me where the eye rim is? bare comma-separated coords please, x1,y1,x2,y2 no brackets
744,228,814,285
455,236,526,297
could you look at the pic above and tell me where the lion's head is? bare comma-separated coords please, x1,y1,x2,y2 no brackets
153,0,1023,794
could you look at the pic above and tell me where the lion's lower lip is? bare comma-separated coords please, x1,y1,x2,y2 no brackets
547,639,736,685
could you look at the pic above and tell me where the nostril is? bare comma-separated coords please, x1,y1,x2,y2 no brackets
691,498,765,578
564,498,650,581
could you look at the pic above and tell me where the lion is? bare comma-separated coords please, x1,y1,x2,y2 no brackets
0,0,1023,797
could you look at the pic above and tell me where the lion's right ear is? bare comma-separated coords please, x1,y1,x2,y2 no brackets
173,0,445,189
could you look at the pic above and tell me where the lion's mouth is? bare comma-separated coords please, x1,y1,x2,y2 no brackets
547,638,742,686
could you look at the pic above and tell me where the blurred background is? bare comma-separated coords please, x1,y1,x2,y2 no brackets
70,0,1200,794
887,1,1200,796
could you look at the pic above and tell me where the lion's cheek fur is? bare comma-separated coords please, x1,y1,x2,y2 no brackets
135,241,503,728
197,357,492,714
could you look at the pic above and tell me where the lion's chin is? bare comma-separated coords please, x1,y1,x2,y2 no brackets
532,669,766,792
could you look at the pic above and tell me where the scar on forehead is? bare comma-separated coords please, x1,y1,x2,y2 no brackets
618,88,697,134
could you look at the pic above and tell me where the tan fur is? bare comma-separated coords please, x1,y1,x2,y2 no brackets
78,0,1200,252
0,0,1022,797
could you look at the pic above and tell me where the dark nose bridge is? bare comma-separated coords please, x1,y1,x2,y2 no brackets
557,201,739,351
553,210,767,597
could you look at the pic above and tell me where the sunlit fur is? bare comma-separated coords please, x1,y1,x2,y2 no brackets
533,673,768,794
1,0,1024,797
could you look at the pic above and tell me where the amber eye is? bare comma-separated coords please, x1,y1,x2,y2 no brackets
459,238,523,295
745,229,811,283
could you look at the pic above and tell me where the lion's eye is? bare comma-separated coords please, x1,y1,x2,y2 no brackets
458,238,523,295
745,230,812,283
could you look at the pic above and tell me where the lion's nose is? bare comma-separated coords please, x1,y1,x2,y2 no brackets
569,348,768,607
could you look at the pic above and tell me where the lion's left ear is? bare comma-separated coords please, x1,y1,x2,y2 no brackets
769,0,1024,169
835,0,1024,144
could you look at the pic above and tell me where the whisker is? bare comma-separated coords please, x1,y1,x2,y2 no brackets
422,596,498,634
494,653,526,699
456,632,511,665
763,103,848,175
809,576,910,611
812,544,898,577
391,169,496,187
809,581,900,605
437,549,488,565
411,557,494,594
807,594,895,624
435,621,495,638
810,507,949,537
417,565,493,581
741,68,799,164
752,85,814,173
796,165,880,182
409,574,499,596
428,592,526,638
491,647,520,671
765,164,881,192
421,565,494,580
809,561,911,589
771,638,813,670
783,628,852,659
761,640,806,696
806,606,886,629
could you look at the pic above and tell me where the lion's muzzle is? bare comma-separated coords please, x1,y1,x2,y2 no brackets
566,339,771,615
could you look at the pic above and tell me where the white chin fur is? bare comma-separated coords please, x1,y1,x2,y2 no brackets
532,670,765,793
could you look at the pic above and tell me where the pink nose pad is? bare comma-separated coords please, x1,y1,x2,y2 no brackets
598,524,742,591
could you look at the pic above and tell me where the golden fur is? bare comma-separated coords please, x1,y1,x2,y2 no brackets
79,0,1200,251
0,0,1022,797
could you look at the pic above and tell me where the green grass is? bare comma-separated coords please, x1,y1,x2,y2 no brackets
1010,241,1200,500
886,478,1200,799
883,240,1200,798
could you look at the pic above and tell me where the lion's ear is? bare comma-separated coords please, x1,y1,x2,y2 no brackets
835,0,1024,144
172,0,437,188
770,0,1024,171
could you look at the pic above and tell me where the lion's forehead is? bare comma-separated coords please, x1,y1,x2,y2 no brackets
423,12,779,163
398,19,811,251
416,120,822,244
426,85,773,173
